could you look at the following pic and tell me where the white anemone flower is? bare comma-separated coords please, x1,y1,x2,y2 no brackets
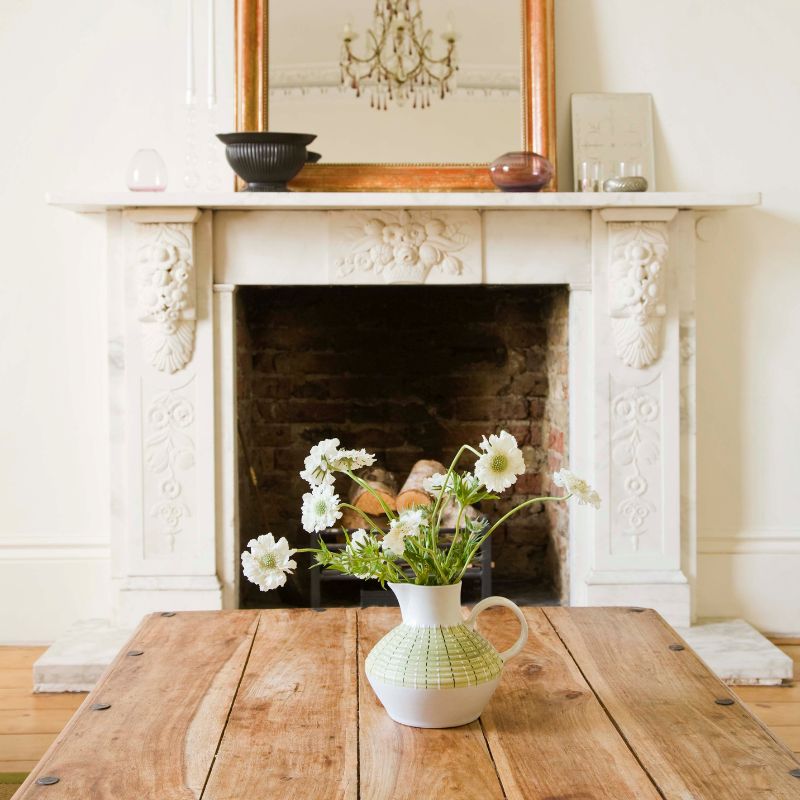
382,509,426,556
299,438,341,487
331,448,376,472
301,484,343,533
346,528,376,579
474,431,526,492
241,533,297,592
347,528,370,552
422,471,454,495
553,469,601,508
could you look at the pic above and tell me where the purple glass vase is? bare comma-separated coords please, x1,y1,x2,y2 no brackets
489,151,554,192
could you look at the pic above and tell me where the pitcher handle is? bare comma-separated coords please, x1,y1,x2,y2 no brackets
465,596,528,662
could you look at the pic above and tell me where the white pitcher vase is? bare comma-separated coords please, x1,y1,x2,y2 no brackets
365,582,528,728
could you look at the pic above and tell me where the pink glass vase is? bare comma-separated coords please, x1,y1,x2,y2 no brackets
489,151,553,192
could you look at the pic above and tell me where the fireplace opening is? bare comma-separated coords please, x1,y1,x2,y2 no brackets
236,285,569,608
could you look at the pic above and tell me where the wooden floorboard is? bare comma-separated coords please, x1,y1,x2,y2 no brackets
0,626,798,778
735,683,800,703
0,709,77,735
0,649,46,670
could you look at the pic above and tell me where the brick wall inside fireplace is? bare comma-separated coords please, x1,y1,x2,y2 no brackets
236,285,569,607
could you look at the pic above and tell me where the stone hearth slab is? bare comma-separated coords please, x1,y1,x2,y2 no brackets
33,619,133,692
675,618,793,686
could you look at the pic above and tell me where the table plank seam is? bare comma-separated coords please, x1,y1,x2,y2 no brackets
198,612,262,800
356,610,361,799
478,716,509,800
541,608,668,800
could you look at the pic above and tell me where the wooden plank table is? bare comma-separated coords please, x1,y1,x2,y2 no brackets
15,608,800,799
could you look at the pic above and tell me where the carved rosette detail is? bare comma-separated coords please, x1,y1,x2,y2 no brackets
145,391,196,551
608,222,669,368
611,386,661,551
136,224,196,373
333,209,469,283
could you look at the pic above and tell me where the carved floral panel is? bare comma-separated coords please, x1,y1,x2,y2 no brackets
143,383,196,555
329,209,481,284
608,221,669,369
135,223,196,373
610,380,662,554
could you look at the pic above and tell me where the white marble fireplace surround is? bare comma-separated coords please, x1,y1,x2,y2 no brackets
50,191,761,635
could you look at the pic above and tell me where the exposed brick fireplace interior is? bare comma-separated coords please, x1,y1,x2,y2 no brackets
236,285,569,608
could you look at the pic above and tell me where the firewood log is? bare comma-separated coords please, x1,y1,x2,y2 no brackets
339,506,389,532
396,459,446,511
339,506,365,530
441,499,479,529
349,466,397,516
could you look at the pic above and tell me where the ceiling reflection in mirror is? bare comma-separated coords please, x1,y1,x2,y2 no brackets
268,0,523,164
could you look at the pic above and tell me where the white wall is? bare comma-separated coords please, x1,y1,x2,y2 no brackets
1,0,798,641
556,0,800,635
0,0,233,642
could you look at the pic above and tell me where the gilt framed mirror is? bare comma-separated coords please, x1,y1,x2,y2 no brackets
235,0,555,191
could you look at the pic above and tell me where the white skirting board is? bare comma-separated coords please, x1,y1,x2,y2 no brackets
33,615,792,692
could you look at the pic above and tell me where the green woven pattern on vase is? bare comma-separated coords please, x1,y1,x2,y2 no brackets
365,624,503,689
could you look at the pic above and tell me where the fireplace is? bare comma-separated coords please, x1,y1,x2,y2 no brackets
45,191,760,631
235,284,570,607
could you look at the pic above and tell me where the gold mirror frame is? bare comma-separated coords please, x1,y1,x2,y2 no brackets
234,0,555,191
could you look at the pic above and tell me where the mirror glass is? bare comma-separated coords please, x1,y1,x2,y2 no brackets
268,0,523,164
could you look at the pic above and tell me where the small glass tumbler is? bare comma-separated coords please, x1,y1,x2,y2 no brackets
614,159,643,178
577,159,601,191
126,149,168,192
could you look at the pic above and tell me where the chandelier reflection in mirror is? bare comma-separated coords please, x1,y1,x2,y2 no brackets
340,1,458,110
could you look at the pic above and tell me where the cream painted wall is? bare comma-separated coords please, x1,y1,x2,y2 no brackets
557,0,800,635
0,0,233,642
1,0,797,641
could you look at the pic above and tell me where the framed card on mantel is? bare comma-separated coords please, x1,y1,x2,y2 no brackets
571,93,656,191
234,0,556,191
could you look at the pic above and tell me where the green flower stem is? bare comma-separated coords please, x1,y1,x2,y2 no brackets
454,493,571,583
339,503,383,533
384,559,406,583
345,469,397,520
444,502,466,567
482,494,569,540
423,543,449,583
430,444,482,537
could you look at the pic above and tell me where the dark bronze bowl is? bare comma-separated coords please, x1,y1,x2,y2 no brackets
217,132,317,191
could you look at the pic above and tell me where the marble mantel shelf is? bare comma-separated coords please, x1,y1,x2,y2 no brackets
47,190,760,213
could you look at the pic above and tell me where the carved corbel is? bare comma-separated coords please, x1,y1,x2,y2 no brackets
608,221,669,368
135,223,197,373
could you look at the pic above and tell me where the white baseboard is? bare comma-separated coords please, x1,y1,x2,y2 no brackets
699,530,800,555
0,536,110,561
697,531,800,636
0,547,112,643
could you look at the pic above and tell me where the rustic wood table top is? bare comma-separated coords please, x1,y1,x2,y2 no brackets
16,607,800,799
